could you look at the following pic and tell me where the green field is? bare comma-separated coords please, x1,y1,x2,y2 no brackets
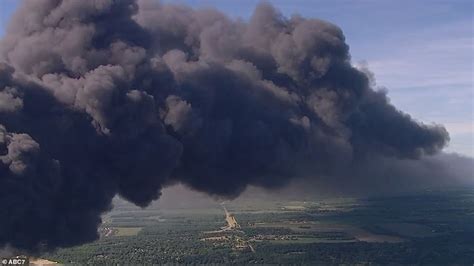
114,227,143,236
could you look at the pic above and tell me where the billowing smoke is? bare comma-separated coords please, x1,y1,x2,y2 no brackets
0,0,463,252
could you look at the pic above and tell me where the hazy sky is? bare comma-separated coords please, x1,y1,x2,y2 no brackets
1,0,472,157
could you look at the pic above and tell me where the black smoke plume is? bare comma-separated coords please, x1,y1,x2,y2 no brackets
0,0,464,252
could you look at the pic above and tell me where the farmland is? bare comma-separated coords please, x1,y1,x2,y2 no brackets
44,189,474,264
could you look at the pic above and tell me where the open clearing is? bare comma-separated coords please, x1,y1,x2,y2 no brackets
114,227,143,236
268,238,357,244
253,222,405,243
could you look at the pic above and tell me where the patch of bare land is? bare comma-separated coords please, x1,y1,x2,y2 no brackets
30,258,59,266
99,227,142,238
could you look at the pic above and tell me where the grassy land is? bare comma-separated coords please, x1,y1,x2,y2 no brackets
114,227,143,236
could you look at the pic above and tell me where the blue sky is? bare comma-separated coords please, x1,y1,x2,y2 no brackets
1,0,473,157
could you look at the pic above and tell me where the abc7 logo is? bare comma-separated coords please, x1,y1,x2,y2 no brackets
1,258,26,265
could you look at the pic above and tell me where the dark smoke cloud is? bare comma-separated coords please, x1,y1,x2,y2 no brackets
0,0,462,252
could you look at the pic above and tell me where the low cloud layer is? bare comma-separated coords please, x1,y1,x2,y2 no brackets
0,0,468,252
